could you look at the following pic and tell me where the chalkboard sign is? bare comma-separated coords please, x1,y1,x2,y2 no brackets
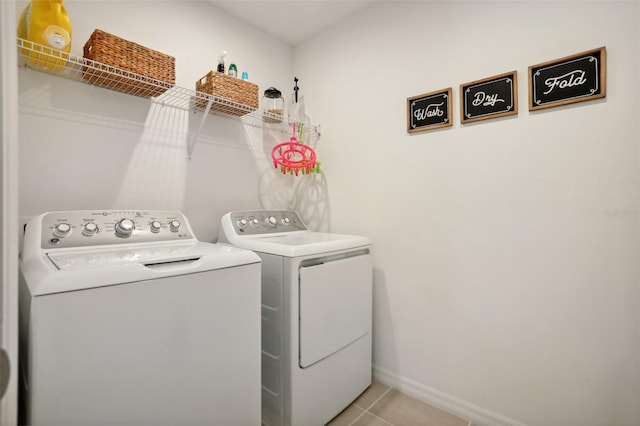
460,71,518,124
407,88,452,133
529,47,606,111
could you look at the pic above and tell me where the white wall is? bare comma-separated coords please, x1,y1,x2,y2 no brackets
295,1,639,425
17,0,308,242
1,0,20,423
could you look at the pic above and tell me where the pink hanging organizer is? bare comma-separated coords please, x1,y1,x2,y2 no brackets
271,122,319,175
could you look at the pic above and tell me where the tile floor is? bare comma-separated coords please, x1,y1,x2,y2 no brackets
326,381,477,426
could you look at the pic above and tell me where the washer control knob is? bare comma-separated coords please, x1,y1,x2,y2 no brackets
249,218,259,227
53,223,71,237
265,216,277,227
115,219,135,238
237,219,248,229
82,223,99,236
150,221,162,233
169,220,181,232
281,217,290,226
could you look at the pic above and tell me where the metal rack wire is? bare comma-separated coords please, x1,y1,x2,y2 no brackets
17,38,321,138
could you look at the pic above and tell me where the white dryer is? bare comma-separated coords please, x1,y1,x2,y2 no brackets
19,210,261,426
218,210,372,426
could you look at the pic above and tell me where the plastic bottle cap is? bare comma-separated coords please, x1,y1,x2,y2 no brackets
241,72,249,80
44,25,70,50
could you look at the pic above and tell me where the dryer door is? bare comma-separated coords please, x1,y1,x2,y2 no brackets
298,254,371,368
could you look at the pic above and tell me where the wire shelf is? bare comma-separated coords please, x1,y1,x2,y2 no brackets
17,38,321,137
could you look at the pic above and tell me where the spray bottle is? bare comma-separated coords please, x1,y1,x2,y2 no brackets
217,50,227,73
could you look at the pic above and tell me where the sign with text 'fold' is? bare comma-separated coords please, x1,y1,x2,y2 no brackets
529,47,606,111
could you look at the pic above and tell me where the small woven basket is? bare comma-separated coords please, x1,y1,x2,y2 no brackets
82,29,175,98
195,71,259,116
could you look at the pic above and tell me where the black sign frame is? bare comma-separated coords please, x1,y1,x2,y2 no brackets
528,47,606,111
407,88,452,133
460,71,518,124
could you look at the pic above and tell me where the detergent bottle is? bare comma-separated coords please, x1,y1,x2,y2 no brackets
17,0,72,70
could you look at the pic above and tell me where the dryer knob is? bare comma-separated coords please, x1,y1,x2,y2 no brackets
249,218,259,227
237,219,248,229
281,217,290,226
53,223,71,237
115,219,135,237
169,220,181,232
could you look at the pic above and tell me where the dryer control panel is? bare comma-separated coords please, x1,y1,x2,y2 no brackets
226,210,307,235
38,210,194,249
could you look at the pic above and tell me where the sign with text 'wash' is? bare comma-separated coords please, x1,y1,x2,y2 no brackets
407,88,452,133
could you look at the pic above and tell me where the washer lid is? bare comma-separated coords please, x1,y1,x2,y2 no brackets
227,231,371,257
21,242,260,296
46,241,234,271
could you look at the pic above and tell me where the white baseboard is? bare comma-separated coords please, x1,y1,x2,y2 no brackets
372,365,527,426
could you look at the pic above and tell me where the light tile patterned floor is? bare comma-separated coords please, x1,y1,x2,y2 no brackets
326,382,477,426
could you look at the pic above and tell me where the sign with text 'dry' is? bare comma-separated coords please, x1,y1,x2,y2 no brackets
460,71,518,124
407,88,452,133
529,47,606,111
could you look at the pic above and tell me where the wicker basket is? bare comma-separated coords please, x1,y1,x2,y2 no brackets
82,29,175,98
195,71,259,116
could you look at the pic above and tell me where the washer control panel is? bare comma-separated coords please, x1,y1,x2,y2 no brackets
39,210,194,249
228,210,307,235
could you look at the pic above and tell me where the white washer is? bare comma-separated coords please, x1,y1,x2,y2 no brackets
19,210,262,426
218,210,372,426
